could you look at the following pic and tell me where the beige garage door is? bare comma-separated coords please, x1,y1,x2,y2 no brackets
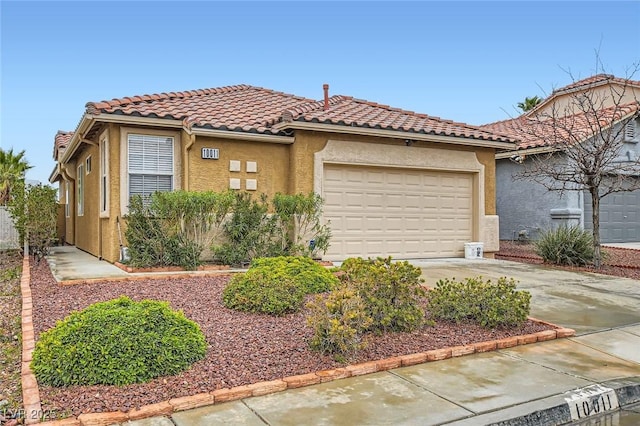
323,164,474,260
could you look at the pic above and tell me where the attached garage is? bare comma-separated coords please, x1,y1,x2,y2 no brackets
322,164,474,260
584,186,640,243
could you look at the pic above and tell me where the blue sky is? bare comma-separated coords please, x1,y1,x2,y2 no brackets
1,1,639,184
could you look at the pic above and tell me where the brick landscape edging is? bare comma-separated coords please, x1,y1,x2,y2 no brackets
58,271,236,287
20,255,43,425
27,262,576,425
113,262,231,273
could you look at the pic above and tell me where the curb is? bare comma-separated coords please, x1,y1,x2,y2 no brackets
448,376,640,426
25,257,575,425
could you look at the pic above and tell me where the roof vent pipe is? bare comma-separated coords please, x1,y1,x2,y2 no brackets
323,84,329,111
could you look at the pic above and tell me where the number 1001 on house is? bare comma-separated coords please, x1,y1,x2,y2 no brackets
201,148,219,159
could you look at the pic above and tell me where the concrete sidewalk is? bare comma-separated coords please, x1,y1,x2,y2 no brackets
107,258,640,426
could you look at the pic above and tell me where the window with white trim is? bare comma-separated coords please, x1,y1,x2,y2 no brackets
100,136,109,215
65,181,70,218
86,156,92,173
128,134,174,201
77,164,84,216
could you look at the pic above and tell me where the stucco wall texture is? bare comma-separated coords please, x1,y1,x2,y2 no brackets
496,155,582,241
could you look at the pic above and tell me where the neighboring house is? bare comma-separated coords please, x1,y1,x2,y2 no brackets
482,75,640,242
49,84,514,263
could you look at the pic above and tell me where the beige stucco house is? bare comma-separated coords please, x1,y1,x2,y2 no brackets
50,84,515,263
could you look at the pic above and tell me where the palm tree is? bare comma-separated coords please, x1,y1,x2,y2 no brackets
0,148,32,205
517,96,543,112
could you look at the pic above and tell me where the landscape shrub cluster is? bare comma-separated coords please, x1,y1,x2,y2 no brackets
306,257,427,359
125,191,233,270
125,190,331,269
31,296,206,386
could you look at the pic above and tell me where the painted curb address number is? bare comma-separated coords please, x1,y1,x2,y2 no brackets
564,384,619,421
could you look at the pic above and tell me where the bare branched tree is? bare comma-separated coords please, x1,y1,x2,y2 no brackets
510,65,640,268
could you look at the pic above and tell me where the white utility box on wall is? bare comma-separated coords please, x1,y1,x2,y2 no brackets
464,242,484,259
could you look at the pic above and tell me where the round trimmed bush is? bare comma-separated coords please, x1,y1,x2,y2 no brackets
249,256,339,293
223,270,305,315
223,256,338,315
31,296,207,386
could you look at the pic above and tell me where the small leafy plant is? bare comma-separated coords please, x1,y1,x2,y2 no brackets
31,296,207,386
427,276,531,328
534,225,594,266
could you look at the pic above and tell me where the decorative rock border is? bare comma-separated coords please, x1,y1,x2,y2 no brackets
21,254,576,426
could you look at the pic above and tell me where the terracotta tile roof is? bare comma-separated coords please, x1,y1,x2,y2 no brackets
552,74,640,95
53,130,73,160
283,95,512,141
481,102,640,149
84,84,513,143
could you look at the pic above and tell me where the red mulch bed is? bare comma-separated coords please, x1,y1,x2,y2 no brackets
497,240,640,280
29,260,552,417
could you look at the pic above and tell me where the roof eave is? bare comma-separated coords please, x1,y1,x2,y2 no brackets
59,114,96,164
48,163,61,184
495,145,560,159
273,121,516,149
191,127,294,144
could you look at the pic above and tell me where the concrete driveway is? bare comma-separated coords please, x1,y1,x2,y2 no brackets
414,258,640,335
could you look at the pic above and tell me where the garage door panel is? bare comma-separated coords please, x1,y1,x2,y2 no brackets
365,217,385,231
324,164,474,259
584,183,640,243
366,193,384,208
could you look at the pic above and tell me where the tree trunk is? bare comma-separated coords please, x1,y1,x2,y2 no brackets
590,187,602,268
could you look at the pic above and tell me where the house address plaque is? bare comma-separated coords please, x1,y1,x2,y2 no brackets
202,148,219,159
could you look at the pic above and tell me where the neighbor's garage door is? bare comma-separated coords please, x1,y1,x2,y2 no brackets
323,164,473,260
584,186,640,243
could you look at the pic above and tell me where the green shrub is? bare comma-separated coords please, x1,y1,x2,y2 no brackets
213,192,333,266
534,225,594,266
125,191,234,270
213,192,282,266
250,256,338,294
124,196,173,268
223,256,338,315
306,287,373,360
8,182,57,261
427,277,531,328
31,296,206,386
338,257,426,333
222,270,305,315
272,192,331,258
